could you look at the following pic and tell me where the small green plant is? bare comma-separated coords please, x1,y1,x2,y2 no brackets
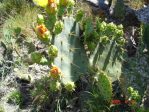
127,87,141,102
125,87,141,111
84,71,112,111
7,90,22,105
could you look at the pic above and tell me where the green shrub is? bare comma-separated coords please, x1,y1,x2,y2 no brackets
7,90,22,105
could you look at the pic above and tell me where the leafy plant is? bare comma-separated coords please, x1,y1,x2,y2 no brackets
83,71,112,111
7,90,22,105
127,87,141,102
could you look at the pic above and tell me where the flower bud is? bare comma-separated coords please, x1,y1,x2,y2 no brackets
37,14,44,25
35,24,51,41
100,36,109,44
54,21,64,34
48,45,58,58
64,81,75,92
50,65,61,79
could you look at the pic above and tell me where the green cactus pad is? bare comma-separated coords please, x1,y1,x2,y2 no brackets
97,72,112,102
89,21,124,82
89,41,123,82
53,17,89,83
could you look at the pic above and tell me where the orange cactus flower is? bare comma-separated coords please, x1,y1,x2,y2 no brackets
50,66,61,79
36,24,48,37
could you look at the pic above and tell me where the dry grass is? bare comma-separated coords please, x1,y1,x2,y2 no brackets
0,0,40,40
126,0,144,10
2,6,39,38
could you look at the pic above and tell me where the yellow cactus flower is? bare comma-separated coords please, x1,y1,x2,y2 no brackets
50,66,61,79
33,0,48,7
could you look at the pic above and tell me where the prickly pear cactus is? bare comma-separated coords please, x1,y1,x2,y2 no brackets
90,43,123,81
53,17,89,83
89,21,125,82
97,72,112,102
32,0,88,83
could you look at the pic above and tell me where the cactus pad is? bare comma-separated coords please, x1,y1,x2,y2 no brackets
53,17,89,83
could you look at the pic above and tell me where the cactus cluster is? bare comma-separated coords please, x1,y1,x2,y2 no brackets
30,0,127,110
31,0,88,92
80,16,125,81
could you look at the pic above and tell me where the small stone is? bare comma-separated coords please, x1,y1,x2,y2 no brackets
136,6,149,24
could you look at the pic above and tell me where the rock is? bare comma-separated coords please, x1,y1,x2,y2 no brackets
86,0,110,10
124,6,140,26
136,6,149,24
86,0,99,6
144,0,149,5
85,0,111,17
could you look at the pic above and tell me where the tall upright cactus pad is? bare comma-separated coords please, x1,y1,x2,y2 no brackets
89,42,122,81
89,21,125,82
97,72,112,102
53,17,89,83
142,24,149,51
